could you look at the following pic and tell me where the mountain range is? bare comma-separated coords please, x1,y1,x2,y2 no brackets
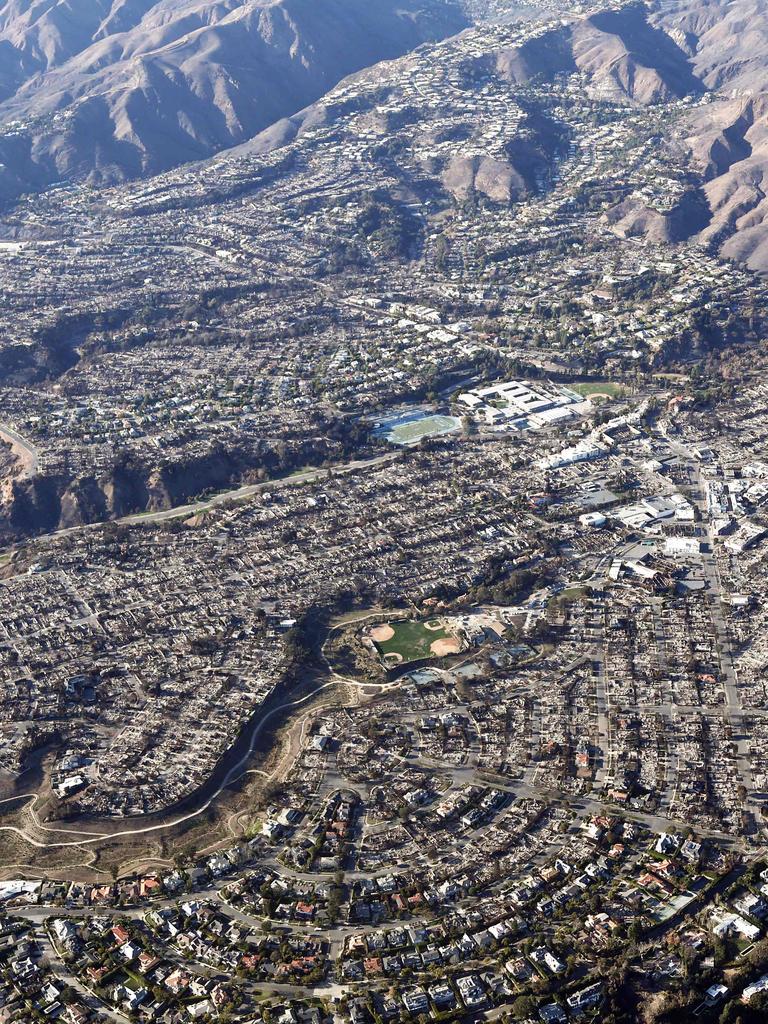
3,0,768,268
0,0,468,198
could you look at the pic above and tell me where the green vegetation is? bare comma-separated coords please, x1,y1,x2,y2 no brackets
653,372,689,382
356,196,421,260
569,381,627,398
559,586,590,602
373,619,454,664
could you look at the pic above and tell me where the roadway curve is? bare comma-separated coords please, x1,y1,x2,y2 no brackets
0,452,402,851
116,453,398,527
0,420,40,477
0,682,338,849
0,451,398,558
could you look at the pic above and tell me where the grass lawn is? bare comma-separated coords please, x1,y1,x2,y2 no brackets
569,381,627,398
374,619,451,663
387,415,461,445
653,371,689,382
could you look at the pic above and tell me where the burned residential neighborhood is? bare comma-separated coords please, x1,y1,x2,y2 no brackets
1,0,768,1022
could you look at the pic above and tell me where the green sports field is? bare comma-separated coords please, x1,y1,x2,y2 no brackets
372,619,457,664
569,381,626,398
387,414,462,445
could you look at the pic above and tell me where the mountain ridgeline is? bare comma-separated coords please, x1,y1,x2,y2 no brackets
2,0,768,251
0,0,469,199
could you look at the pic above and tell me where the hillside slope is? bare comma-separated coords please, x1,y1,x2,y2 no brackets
0,0,468,198
495,3,704,106
652,0,768,94
649,0,768,269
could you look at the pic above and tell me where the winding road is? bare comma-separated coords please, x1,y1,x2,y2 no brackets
0,681,338,849
0,451,399,561
0,420,40,477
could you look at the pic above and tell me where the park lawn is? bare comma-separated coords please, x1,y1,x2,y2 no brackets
569,381,626,397
653,371,689,382
375,619,450,663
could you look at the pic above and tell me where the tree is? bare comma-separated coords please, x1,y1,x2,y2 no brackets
512,994,537,1020
434,235,449,272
